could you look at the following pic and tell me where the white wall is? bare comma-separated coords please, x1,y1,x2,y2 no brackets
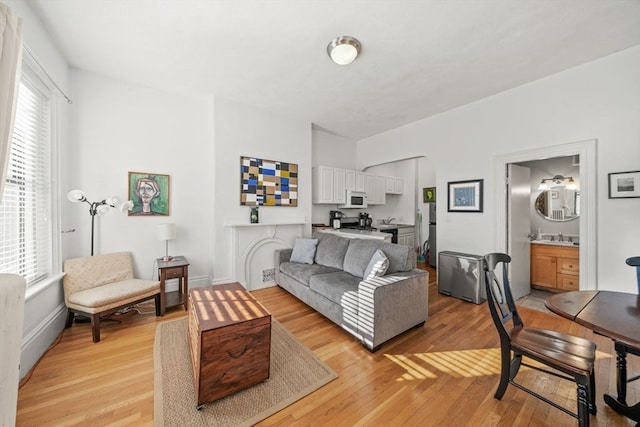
68,71,214,285
357,45,640,293
212,97,312,283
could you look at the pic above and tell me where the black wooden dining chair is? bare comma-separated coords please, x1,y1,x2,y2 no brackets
627,256,640,293
483,252,597,427
614,256,640,389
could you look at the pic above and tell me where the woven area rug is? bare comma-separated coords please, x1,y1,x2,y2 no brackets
154,318,337,427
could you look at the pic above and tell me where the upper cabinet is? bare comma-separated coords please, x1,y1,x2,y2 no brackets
333,168,346,204
346,170,365,192
365,173,386,205
312,166,334,203
385,177,404,195
313,166,347,204
313,165,402,205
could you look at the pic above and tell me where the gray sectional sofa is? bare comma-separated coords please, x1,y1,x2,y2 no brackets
274,231,429,351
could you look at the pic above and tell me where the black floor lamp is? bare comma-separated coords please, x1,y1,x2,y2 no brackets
67,189,131,256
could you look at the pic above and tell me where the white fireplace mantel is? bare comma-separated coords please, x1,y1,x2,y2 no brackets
226,220,308,290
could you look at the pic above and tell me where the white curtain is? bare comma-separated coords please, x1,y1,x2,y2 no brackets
0,2,23,198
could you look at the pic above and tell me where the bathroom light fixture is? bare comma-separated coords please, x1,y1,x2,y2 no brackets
157,223,176,261
327,36,361,65
537,175,578,191
67,189,131,256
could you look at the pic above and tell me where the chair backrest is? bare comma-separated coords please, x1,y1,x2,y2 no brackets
626,256,640,294
483,253,523,342
63,252,134,300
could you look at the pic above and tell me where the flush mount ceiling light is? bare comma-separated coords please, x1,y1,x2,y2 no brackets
327,36,361,65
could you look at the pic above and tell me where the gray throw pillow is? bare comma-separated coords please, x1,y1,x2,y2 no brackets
363,249,389,280
290,238,318,264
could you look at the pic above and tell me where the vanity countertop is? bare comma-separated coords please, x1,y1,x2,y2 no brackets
531,240,579,247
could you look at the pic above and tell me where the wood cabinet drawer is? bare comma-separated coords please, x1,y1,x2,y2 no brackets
557,273,579,291
164,267,184,279
557,257,579,275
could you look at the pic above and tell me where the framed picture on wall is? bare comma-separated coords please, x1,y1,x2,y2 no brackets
127,171,170,216
447,179,483,212
608,170,640,199
423,187,436,203
240,156,298,206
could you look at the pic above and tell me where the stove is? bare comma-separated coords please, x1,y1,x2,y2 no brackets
338,216,377,231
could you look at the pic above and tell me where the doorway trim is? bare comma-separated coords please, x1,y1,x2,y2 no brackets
493,139,597,290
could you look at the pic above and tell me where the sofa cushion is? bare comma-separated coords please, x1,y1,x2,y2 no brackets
344,239,414,278
364,249,389,280
313,232,350,269
290,238,318,264
309,271,360,305
279,262,341,286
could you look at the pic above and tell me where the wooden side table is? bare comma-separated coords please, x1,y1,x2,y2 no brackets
157,256,189,316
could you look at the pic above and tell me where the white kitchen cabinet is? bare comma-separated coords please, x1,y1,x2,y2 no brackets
346,169,365,192
398,225,415,248
365,174,386,205
393,178,404,194
333,168,346,204
375,176,386,204
312,166,347,204
385,176,404,195
313,166,334,203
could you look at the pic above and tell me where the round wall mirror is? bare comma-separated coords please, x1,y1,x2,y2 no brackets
534,188,580,222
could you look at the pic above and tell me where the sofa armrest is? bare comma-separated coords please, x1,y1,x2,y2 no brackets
274,248,293,284
357,269,429,350
274,248,292,265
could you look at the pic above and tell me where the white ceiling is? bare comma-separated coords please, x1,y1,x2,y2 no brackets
27,0,640,140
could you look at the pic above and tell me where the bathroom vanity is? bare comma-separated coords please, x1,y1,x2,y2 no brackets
530,242,579,292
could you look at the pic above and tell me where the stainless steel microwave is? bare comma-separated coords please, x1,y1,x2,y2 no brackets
338,190,368,208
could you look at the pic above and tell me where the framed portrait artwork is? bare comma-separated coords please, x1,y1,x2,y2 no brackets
423,187,436,203
128,171,170,216
447,179,483,212
608,170,640,199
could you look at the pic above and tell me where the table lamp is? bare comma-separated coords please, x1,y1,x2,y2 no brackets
157,223,176,261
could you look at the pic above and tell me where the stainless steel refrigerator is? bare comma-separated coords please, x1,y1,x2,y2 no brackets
428,203,436,267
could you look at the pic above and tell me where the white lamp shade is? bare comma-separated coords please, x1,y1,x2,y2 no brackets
96,204,111,216
67,189,86,203
157,223,176,241
119,200,134,212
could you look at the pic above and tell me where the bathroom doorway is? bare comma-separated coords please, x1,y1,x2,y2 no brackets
493,139,597,298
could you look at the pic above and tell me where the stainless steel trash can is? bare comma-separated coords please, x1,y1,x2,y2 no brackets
438,251,485,304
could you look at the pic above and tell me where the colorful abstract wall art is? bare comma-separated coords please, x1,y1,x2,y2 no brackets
240,156,298,206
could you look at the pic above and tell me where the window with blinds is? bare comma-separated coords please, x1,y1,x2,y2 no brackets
0,64,52,286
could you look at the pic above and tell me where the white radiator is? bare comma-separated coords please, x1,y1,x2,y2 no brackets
0,274,26,427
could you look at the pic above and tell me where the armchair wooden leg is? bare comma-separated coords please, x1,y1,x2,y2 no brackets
91,314,101,343
65,309,74,328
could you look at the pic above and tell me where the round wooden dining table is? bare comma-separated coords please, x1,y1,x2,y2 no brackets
545,290,640,423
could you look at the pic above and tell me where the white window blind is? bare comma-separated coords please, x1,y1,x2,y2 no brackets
0,65,52,286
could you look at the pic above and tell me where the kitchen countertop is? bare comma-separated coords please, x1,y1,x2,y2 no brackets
319,229,392,241
376,223,415,230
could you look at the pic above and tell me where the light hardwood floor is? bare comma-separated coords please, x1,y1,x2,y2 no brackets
17,265,638,426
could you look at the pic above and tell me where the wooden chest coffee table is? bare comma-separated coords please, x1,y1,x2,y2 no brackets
187,282,271,408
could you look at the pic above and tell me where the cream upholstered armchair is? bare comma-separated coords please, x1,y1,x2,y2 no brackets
63,252,161,342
